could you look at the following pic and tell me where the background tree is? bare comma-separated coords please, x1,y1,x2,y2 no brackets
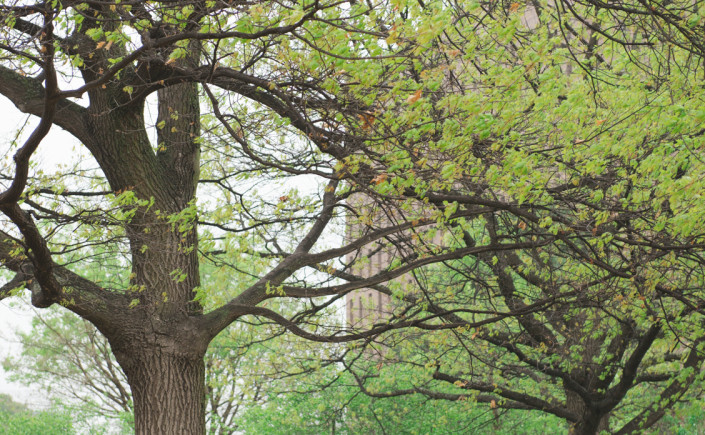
0,392,74,435
3,307,133,431
2,1,705,434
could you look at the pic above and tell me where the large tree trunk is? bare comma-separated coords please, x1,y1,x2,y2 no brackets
84,72,206,432
566,389,609,435
117,346,207,434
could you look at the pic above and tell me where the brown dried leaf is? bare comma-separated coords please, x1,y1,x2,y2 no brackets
407,89,422,104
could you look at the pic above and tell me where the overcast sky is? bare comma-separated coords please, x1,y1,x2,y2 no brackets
0,299,45,407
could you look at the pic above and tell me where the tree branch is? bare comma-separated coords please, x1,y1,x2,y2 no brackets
0,66,90,145
0,228,127,324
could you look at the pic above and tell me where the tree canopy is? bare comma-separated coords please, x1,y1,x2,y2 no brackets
2,0,705,433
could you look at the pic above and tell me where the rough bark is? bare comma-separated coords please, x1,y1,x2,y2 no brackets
566,389,609,435
116,347,207,435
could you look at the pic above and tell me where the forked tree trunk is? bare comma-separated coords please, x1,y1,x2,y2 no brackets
566,389,609,435
117,347,207,434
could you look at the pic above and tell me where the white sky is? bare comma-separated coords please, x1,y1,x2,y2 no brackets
0,299,48,407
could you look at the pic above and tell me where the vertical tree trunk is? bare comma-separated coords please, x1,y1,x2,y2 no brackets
119,349,207,434
566,389,609,435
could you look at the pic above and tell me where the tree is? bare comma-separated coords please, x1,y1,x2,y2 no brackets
0,393,74,435
339,248,705,433
4,307,571,434
3,296,339,434
238,366,570,434
3,307,133,432
2,0,705,433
